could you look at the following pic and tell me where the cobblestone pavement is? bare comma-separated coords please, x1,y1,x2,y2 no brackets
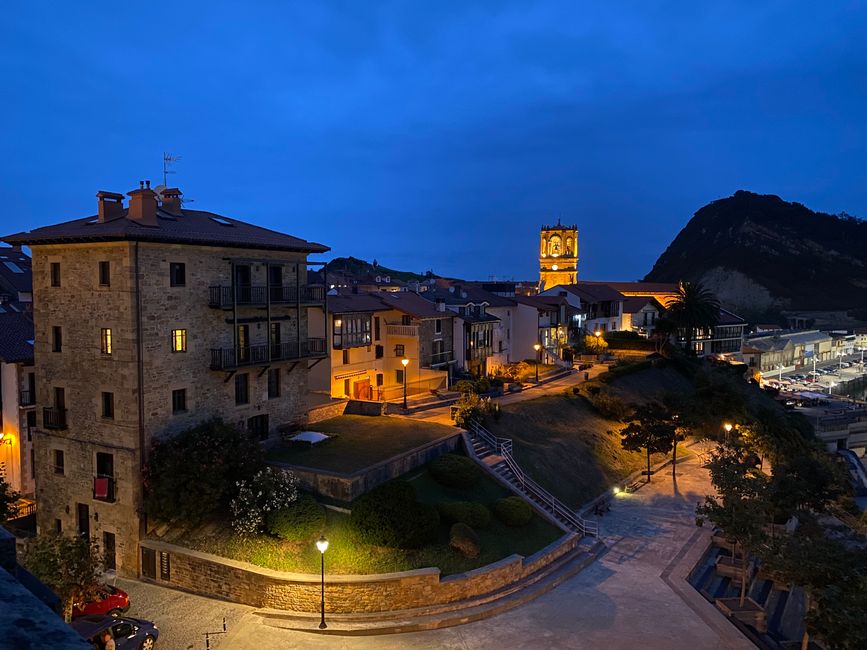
121,455,747,650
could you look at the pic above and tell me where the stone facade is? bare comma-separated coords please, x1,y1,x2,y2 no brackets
138,532,578,613
31,241,323,576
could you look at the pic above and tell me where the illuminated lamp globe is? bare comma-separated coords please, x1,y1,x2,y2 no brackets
551,264,558,271
316,535,329,554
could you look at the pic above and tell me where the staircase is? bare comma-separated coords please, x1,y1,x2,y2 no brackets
467,421,598,538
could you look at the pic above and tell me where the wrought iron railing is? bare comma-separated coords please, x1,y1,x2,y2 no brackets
43,407,67,430
19,389,35,406
210,338,327,370
208,284,325,308
468,420,598,537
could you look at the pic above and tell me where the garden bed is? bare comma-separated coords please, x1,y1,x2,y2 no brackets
161,466,561,576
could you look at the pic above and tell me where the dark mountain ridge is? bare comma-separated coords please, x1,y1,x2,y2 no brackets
645,191,867,314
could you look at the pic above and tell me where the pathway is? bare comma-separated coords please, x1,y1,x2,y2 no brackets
119,455,749,650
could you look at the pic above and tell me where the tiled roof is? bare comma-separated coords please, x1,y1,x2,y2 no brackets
0,311,34,363
3,208,328,254
376,292,449,319
553,283,625,303
327,293,391,314
0,247,32,294
580,280,679,294
718,308,747,326
622,296,663,314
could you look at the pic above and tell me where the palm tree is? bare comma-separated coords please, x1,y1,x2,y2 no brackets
665,281,720,354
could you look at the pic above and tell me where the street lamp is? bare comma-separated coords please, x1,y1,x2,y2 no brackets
401,357,409,408
593,330,602,356
533,343,541,382
316,535,329,629
723,422,733,442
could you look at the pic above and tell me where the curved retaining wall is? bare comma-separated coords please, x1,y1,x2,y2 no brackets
138,532,579,613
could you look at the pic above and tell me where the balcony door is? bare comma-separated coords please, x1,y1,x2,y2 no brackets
77,503,90,539
235,264,252,303
54,387,65,411
270,322,281,358
237,325,250,362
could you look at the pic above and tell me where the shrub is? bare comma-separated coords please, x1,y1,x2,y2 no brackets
494,496,533,526
437,501,492,528
144,419,264,524
267,494,326,541
453,380,476,394
350,481,439,548
488,377,504,388
230,467,299,537
449,522,481,558
475,377,491,394
430,453,481,488
579,384,630,421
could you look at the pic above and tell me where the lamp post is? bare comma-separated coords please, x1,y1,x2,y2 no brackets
0,433,13,489
533,343,541,382
593,330,602,356
723,422,733,443
316,535,329,629
401,357,409,408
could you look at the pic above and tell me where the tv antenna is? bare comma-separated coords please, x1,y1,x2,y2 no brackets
163,152,181,186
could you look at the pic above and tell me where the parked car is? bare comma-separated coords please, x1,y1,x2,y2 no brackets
72,584,130,619
71,615,158,650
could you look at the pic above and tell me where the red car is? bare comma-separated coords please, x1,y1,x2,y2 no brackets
72,584,130,619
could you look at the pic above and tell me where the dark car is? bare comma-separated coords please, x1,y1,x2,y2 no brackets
72,584,130,618
71,615,158,650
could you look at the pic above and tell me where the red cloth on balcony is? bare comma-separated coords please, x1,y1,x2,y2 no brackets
94,477,109,498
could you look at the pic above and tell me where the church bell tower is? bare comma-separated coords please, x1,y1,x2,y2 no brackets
539,219,578,291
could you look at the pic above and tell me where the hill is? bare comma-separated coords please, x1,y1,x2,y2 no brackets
325,256,438,283
644,191,867,315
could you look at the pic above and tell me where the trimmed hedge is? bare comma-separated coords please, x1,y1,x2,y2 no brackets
449,522,481,558
429,454,481,488
494,496,533,527
349,481,439,549
437,501,492,529
266,494,326,542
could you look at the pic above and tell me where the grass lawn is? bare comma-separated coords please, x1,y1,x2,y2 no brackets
168,467,562,576
486,366,694,508
266,415,458,473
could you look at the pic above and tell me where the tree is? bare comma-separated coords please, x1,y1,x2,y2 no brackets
584,334,608,355
697,443,769,607
0,464,19,524
143,418,264,524
24,533,103,622
665,281,720,354
651,316,677,353
620,402,676,482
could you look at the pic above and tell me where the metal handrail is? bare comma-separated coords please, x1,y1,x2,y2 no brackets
469,421,597,537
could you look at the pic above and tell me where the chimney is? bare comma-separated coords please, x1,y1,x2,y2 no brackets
96,191,125,223
436,298,445,312
127,180,158,227
160,187,183,215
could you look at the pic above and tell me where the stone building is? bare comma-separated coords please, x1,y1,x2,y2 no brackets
3,182,328,576
539,220,578,291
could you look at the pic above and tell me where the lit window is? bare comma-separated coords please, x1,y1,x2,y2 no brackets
171,329,187,353
100,328,112,355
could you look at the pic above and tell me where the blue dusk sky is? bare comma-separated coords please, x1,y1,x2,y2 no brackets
2,2,865,281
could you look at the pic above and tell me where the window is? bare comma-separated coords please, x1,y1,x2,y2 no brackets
247,414,269,440
52,326,62,352
375,345,384,359
235,373,249,405
396,369,404,384
54,519,62,533
375,373,383,386
435,319,442,334
172,388,187,414
98,261,110,286
268,368,280,399
50,262,61,287
374,317,381,341
101,392,114,419
103,532,116,571
401,315,412,326
342,349,350,365
100,328,112,355
159,551,171,581
141,548,157,579
112,623,133,639
171,329,187,352
237,324,249,361
333,313,372,348
394,344,405,357
53,449,65,475
169,262,186,287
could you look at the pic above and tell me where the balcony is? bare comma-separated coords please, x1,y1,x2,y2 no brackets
93,476,116,503
208,284,326,308
386,324,418,337
422,351,454,368
210,338,327,370
19,389,35,407
43,407,67,430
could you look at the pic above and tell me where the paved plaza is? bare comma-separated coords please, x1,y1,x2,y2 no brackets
120,454,750,650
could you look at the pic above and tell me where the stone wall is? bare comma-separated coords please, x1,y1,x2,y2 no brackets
139,532,579,613
306,399,349,424
271,432,460,502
